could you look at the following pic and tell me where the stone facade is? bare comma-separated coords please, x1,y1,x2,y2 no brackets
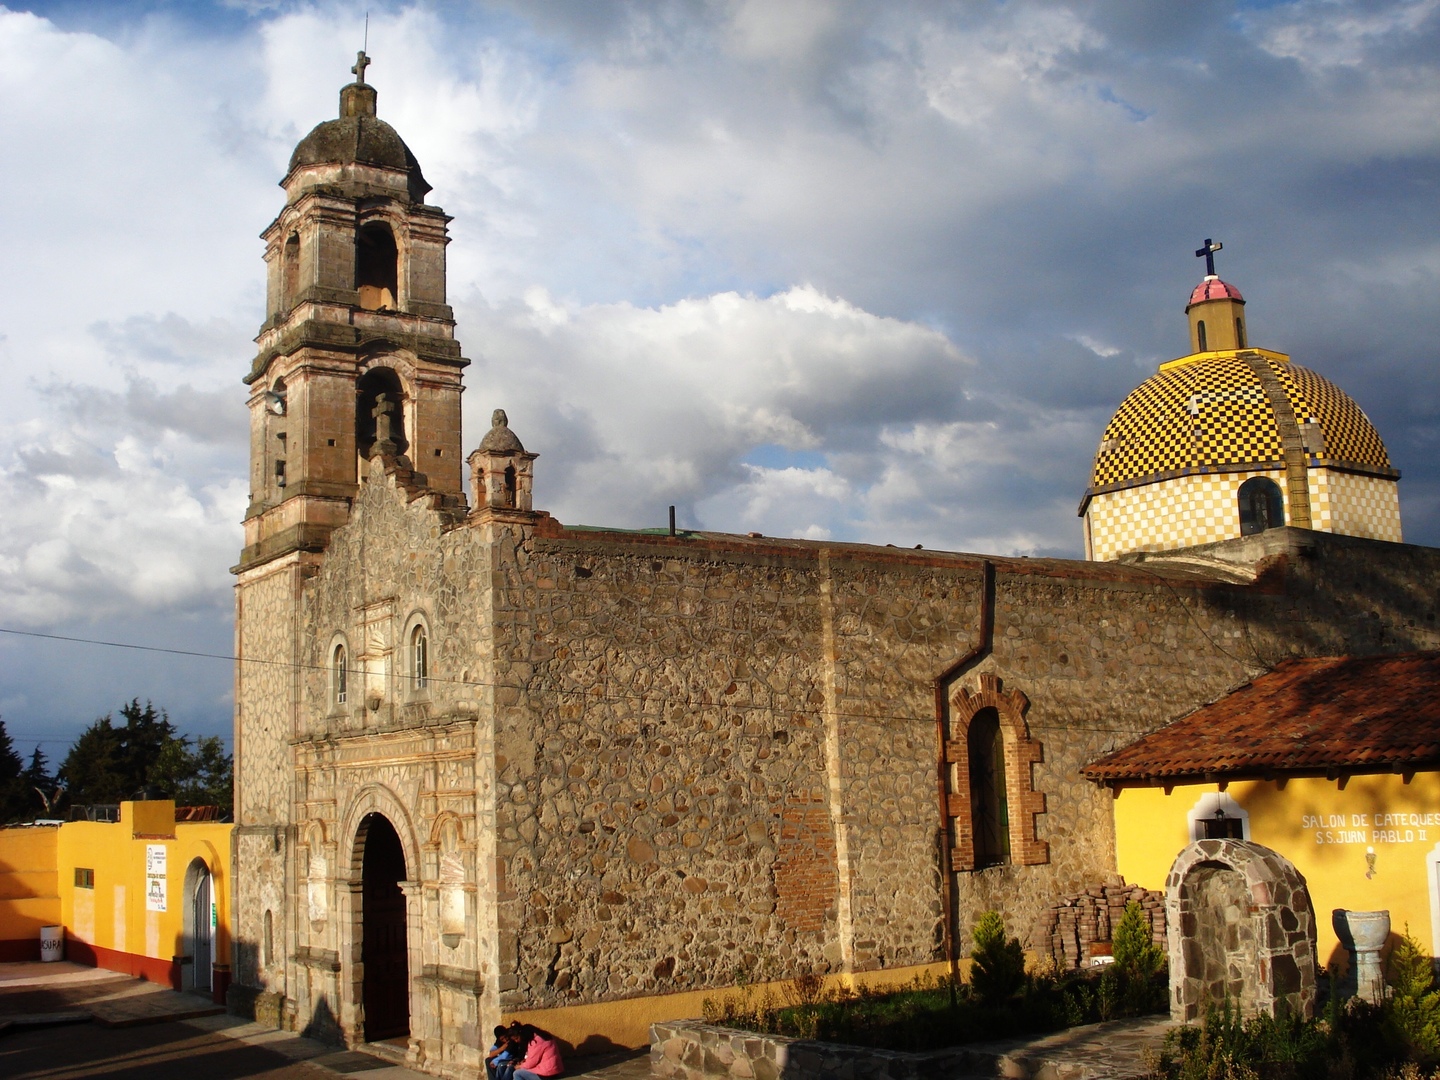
234,441,1440,1071
231,69,1440,1077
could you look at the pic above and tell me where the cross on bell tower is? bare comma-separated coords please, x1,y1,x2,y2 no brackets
351,50,371,84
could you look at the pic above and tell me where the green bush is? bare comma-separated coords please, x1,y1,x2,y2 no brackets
970,910,1027,1006
1385,930,1440,1063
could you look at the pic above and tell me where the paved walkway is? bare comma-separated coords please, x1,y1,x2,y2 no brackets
0,962,1170,1079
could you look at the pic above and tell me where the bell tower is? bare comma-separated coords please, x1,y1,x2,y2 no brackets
229,55,468,1022
237,52,467,571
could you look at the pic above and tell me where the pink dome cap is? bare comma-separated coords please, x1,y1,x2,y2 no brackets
1188,277,1244,306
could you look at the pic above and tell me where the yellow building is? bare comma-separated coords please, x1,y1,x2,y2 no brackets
1088,653,1440,971
1080,244,1401,561
0,824,60,961
0,801,232,999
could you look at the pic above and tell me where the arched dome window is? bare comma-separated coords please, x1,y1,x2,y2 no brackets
967,707,1010,868
1238,476,1285,535
356,222,398,311
1235,317,1246,349
1196,320,1208,352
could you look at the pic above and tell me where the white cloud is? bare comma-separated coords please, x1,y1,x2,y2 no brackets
1,0,1439,742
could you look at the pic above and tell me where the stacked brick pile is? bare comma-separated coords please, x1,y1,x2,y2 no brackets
1032,878,1165,969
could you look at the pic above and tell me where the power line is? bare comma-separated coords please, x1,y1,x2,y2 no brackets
0,624,1169,736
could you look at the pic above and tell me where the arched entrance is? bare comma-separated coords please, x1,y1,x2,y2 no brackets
181,859,213,995
358,813,410,1042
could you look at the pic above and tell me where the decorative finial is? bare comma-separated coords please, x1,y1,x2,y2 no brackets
491,409,508,429
351,50,372,85
1195,238,1223,278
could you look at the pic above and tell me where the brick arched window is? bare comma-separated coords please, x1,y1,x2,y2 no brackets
942,673,1047,871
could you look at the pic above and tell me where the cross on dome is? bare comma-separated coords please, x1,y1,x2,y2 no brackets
1195,238,1223,278
351,50,371,85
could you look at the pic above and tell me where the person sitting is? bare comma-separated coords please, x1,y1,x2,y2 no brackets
485,1024,518,1080
511,1023,564,1080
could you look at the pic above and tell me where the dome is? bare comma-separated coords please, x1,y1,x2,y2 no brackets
1090,354,1393,493
1188,277,1244,307
286,80,431,200
478,409,527,454
288,115,430,194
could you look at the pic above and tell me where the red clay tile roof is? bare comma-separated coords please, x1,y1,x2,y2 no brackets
1084,652,1440,786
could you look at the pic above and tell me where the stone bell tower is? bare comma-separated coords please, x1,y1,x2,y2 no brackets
238,52,467,570
230,53,468,1020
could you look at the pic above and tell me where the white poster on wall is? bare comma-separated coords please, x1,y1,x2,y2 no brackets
146,875,167,913
146,845,167,877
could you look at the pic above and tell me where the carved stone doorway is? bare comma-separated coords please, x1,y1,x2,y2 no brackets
359,813,410,1041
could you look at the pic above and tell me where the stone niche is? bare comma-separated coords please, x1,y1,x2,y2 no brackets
1166,839,1318,1023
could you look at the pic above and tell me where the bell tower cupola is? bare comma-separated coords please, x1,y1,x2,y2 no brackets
238,53,468,571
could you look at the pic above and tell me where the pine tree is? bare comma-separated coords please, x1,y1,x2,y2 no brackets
0,718,24,822
23,746,58,817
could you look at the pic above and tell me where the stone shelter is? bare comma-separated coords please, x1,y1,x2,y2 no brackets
229,62,1440,1077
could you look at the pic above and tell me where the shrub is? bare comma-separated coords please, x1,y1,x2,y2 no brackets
970,910,1026,1006
1385,930,1440,1063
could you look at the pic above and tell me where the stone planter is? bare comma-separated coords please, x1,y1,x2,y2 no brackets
1333,909,1391,1002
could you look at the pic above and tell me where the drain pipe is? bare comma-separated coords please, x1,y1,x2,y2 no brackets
932,559,994,1000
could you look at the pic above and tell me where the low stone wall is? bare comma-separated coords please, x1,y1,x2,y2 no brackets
650,1017,1169,1080
650,1021,969,1080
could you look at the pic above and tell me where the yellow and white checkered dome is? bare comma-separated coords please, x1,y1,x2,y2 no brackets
1090,354,1391,494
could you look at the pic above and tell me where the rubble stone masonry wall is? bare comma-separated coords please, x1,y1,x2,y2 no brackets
235,467,1440,1060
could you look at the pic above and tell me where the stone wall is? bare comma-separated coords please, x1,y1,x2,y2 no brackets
235,449,1440,1067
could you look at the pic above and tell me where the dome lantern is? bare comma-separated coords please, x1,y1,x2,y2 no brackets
1186,239,1248,353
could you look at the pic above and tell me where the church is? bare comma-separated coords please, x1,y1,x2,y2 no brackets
229,60,1440,1077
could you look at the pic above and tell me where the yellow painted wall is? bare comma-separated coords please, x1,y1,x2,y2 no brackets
1114,774,1440,972
54,802,233,981
0,825,61,953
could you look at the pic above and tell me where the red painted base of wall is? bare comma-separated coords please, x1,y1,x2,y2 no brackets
0,939,42,962
67,939,181,990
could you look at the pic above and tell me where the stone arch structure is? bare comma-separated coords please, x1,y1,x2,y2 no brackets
944,673,1048,870
1166,839,1318,1022
337,786,422,1046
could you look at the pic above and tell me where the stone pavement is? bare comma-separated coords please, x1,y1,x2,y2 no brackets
0,963,1170,1079
954,1015,1173,1079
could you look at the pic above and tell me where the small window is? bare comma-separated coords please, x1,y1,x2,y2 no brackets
1196,320,1208,352
1238,477,1285,536
75,868,95,889
967,707,1010,868
333,644,348,706
1235,317,1246,349
411,624,429,690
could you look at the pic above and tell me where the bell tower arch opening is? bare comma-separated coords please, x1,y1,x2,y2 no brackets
356,367,408,461
356,812,410,1043
356,222,399,311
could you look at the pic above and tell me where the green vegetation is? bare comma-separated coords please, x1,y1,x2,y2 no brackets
0,700,233,823
1149,929,1440,1080
702,906,1167,1053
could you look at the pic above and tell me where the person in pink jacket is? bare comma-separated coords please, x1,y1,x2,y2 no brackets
512,1024,564,1080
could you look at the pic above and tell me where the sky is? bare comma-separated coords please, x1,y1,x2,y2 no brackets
0,0,1437,761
